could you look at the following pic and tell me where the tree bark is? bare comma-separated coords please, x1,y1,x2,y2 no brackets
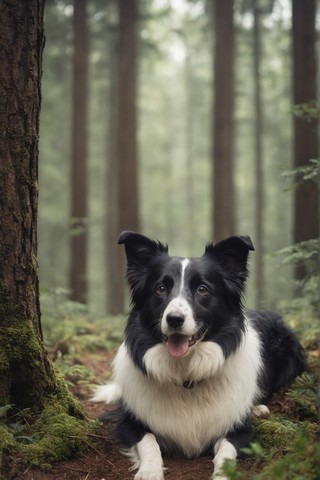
0,0,57,408
113,0,140,312
117,0,140,235
212,0,235,241
292,0,319,279
70,0,88,304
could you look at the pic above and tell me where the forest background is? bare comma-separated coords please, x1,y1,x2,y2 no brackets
0,1,319,478
39,0,319,320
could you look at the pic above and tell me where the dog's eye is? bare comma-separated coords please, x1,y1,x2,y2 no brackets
197,285,209,296
155,284,167,295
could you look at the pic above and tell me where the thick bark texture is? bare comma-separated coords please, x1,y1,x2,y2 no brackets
0,1,57,408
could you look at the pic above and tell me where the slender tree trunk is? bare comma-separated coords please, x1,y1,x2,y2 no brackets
106,31,123,314
70,0,88,303
117,0,140,233
292,0,319,279
114,0,140,312
0,1,58,408
185,51,195,252
212,0,235,241
253,0,264,307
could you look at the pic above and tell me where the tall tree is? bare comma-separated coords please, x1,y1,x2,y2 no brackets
292,0,319,279
113,0,140,312
0,0,74,411
70,0,89,303
106,28,122,314
212,0,235,241
253,0,264,306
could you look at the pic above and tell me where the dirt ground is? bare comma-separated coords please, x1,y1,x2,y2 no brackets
8,350,285,480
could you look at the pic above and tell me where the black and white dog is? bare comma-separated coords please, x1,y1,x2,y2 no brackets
93,231,305,480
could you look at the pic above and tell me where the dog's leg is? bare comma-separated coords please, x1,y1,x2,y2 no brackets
134,433,164,480
212,438,237,479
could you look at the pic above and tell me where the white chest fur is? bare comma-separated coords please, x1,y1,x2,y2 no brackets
113,325,261,458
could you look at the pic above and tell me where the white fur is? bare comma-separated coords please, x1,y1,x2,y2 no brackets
252,404,270,417
91,383,122,404
98,320,262,459
179,258,190,293
213,438,237,479
161,258,197,337
143,341,225,385
132,433,164,480
161,296,196,336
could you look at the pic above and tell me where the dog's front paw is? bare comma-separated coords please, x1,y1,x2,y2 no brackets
211,474,228,480
134,469,164,480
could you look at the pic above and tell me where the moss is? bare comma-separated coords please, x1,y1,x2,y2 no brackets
23,407,90,468
0,313,57,407
0,424,15,451
254,415,319,450
1,375,92,471
47,372,86,420
0,315,91,470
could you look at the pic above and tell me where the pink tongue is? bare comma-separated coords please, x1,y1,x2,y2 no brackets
166,334,189,358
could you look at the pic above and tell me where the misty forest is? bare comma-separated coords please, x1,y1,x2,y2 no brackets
0,1,319,479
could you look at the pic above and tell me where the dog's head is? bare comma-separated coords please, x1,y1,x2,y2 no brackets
119,231,254,358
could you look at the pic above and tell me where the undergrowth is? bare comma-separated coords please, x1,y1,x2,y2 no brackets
0,291,125,476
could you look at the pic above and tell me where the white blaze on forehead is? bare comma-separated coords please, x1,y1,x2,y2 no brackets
179,258,190,294
161,258,196,336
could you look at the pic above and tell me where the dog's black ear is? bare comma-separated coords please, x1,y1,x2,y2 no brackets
204,236,254,304
204,235,254,274
118,231,168,266
118,231,168,302
205,236,254,280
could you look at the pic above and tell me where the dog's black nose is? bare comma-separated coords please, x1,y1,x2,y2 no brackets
167,314,184,329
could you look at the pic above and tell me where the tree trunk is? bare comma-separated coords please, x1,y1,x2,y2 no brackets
292,0,319,279
106,30,123,314
212,0,235,241
113,0,140,312
0,1,58,409
70,0,88,304
253,0,264,307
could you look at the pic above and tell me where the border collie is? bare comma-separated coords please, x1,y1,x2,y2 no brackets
93,231,305,480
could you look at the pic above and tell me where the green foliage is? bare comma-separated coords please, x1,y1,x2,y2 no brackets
277,239,319,275
256,435,320,480
277,156,320,328
41,289,124,356
282,158,320,190
291,102,320,122
287,372,320,422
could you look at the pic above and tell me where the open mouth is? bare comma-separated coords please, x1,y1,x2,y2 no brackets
164,331,203,358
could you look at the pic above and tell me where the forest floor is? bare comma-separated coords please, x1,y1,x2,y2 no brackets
0,306,320,480
6,345,317,480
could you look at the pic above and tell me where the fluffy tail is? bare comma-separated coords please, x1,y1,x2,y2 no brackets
91,383,122,404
